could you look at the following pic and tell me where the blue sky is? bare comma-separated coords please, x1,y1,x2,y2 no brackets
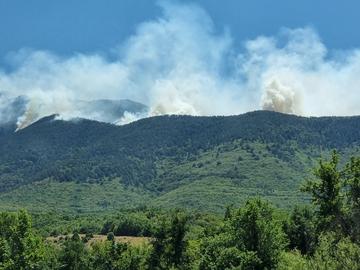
0,0,359,59
1,0,360,122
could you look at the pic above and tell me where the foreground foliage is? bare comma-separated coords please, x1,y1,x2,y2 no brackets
199,199,286,269
1,153,360,269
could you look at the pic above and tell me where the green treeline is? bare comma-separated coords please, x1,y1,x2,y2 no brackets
1,152,360,269
2,111,360,192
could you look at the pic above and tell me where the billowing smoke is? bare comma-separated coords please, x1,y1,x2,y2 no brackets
0,94,27,126
1,1,360,130
261,79,302,115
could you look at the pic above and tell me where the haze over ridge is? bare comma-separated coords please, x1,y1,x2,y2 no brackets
1,1,360,129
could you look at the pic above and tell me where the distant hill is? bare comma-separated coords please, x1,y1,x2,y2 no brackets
0,95,148,133
77,99,147,123
1,111,360,213
0,95,27,136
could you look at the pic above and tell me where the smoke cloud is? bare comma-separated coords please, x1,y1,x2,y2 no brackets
261,80,302,115
1,1,360,129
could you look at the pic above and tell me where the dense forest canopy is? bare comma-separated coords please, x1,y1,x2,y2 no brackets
1,152,360,269
1,111,360,213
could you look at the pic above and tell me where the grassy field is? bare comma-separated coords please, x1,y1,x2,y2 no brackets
47,234,150,247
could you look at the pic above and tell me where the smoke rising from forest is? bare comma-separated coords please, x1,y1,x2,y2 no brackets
1,1,360,129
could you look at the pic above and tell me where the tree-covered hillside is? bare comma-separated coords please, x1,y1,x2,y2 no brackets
1,111,360,213
2,153,360,269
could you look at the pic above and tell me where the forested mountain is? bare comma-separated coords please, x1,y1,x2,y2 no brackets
1,111,360,213
0,94,148,134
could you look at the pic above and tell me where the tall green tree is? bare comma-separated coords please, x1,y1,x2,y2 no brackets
284,206,316,255
59,233,89,270
0,210,46,270
147,212,189,270
344,156,360,242
147,218,168,270
302,151,348,235
232,199,287,269
168,212,188,268
200,199,286,270
307,233,360,269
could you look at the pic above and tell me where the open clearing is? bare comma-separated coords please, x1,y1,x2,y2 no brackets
47,234,150,246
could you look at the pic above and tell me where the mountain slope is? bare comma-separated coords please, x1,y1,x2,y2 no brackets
1,111,360,213
0,94,148,133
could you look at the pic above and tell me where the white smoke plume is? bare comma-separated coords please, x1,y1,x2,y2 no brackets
261,79,302,115
1,1,360,130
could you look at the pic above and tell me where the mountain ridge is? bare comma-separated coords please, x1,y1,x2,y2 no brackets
0,94,148,132
1,110,360,212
